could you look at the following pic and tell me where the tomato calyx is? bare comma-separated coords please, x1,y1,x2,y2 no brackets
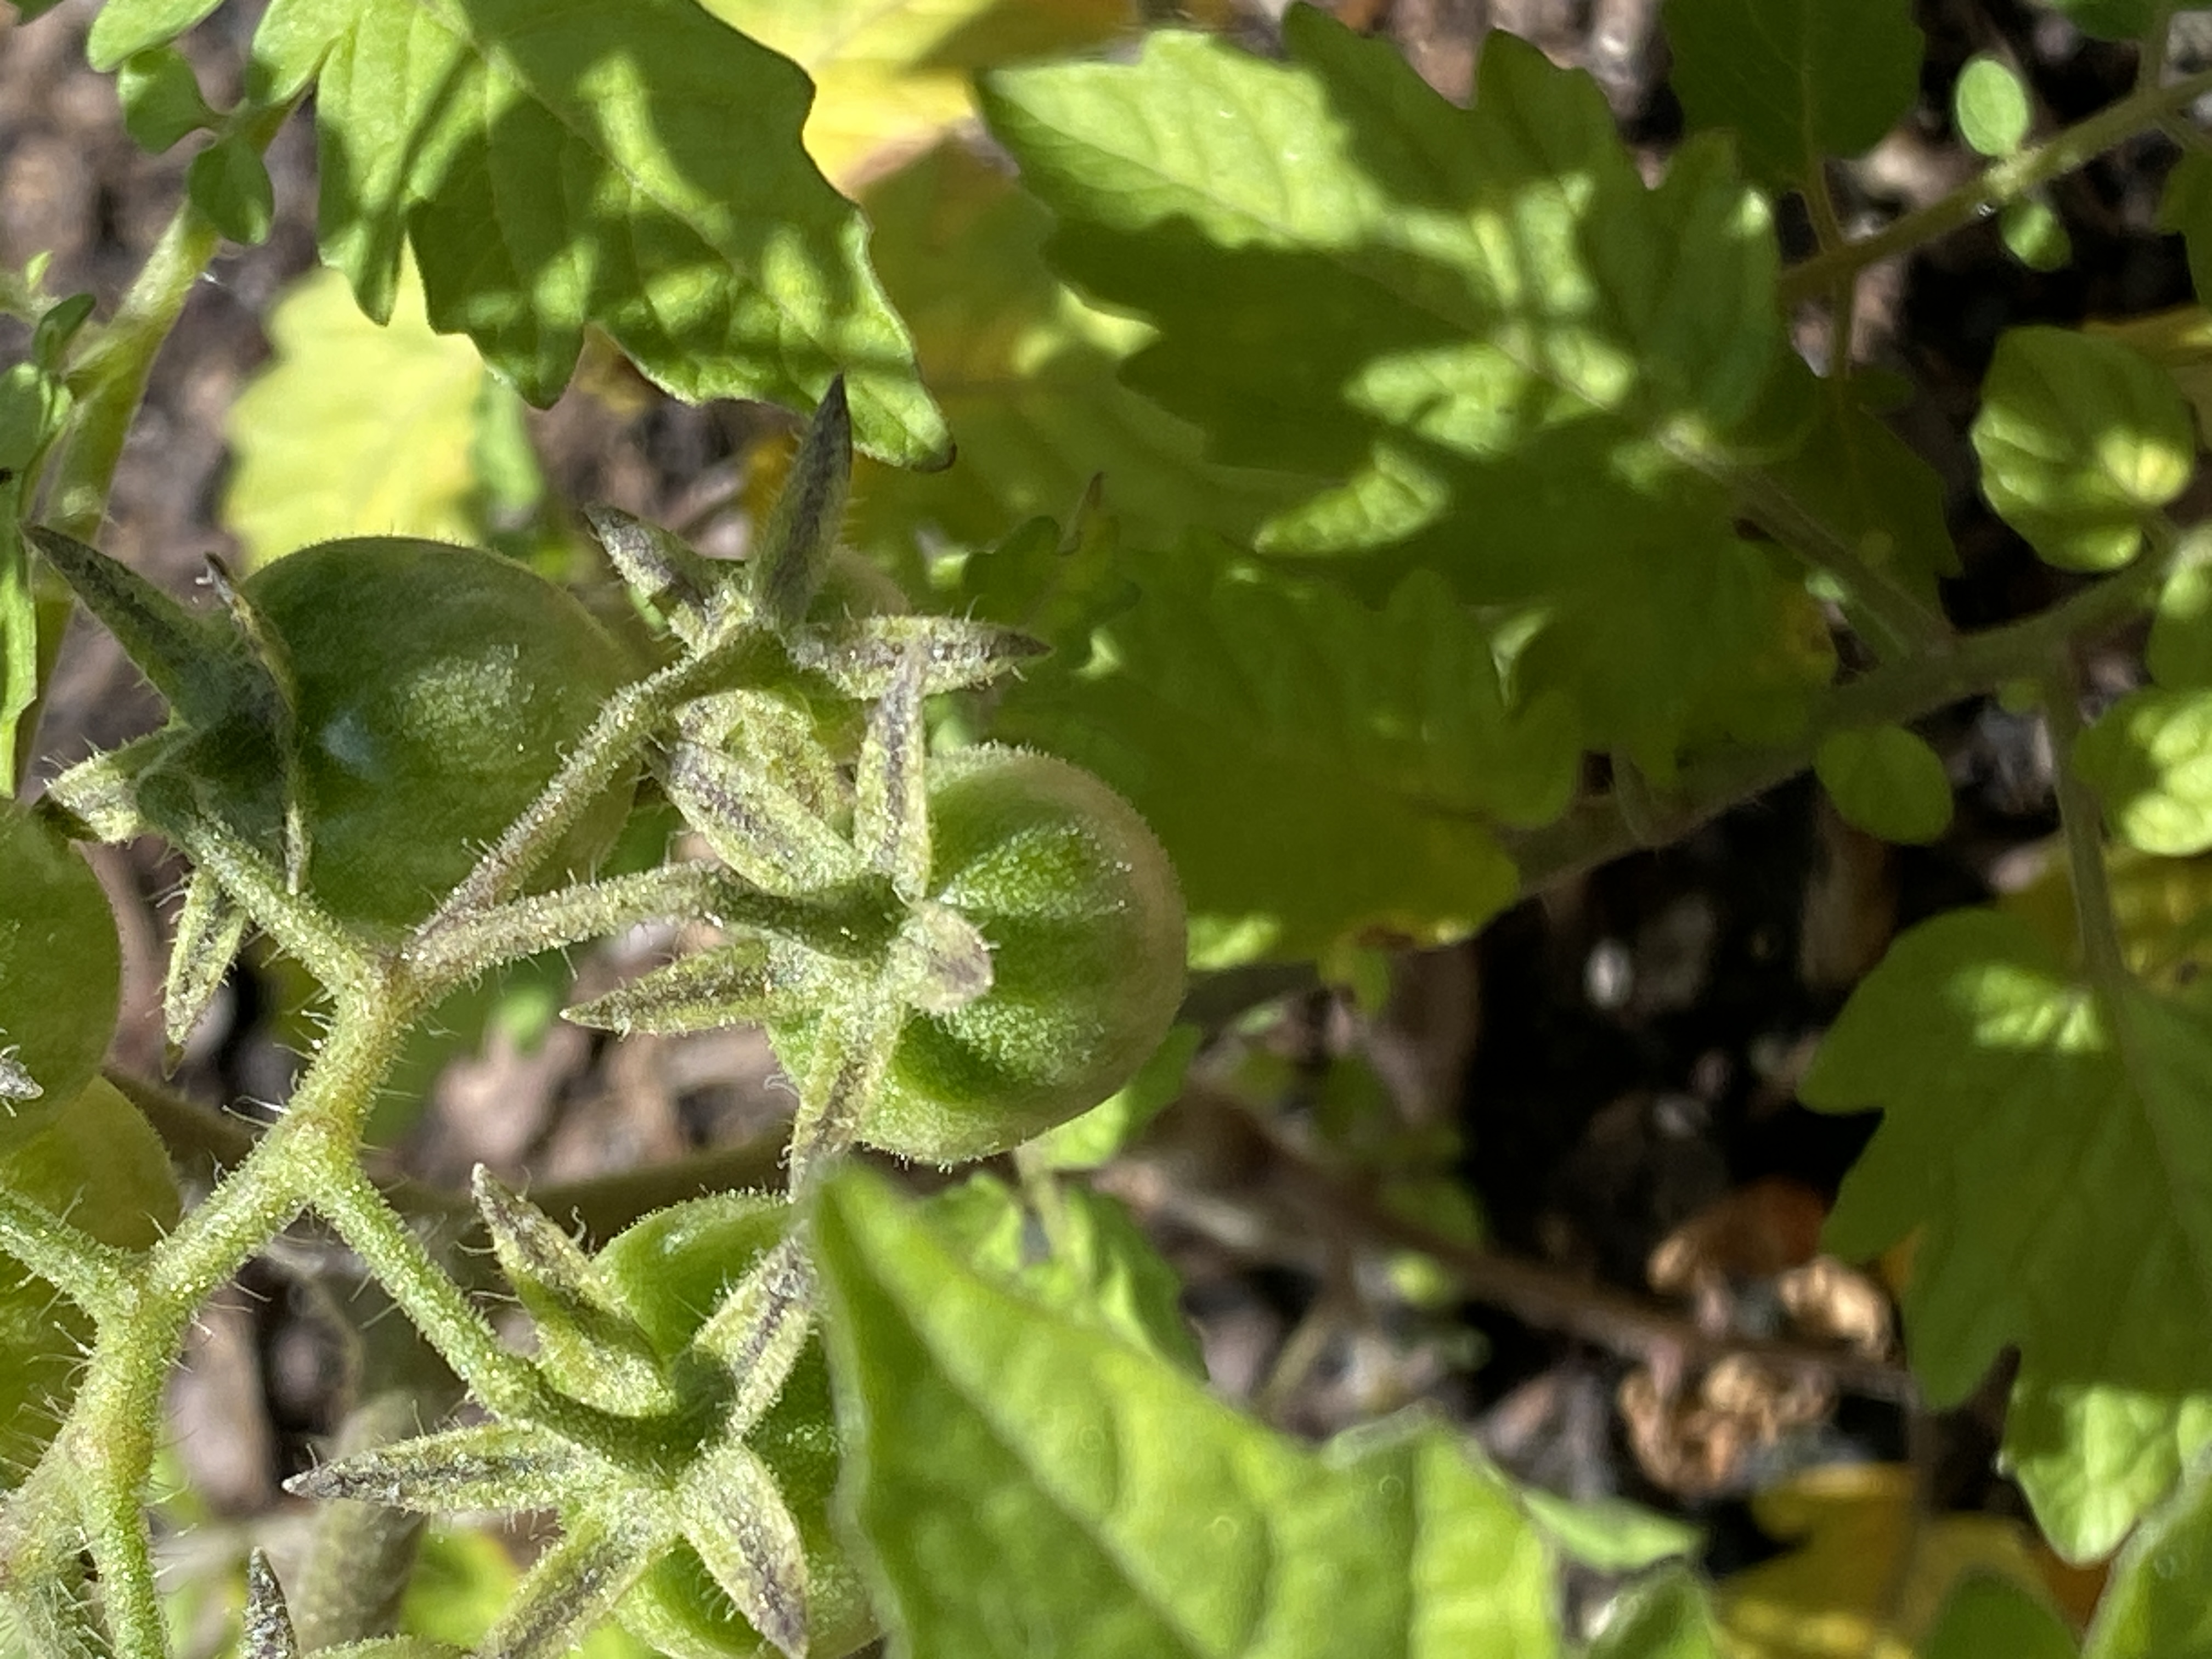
284,1175,854,1659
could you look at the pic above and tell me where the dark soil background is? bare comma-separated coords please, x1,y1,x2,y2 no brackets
3,0,2198,1639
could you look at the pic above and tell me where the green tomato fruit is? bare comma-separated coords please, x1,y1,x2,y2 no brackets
0,802,121,1141
776,747,1187,1164
592,1196,873,1659
244,539,635,929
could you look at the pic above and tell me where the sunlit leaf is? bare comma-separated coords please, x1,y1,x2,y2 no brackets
281,0,947,464
1803,909,2212,1556
982,7,1835,771
815,1166,1562,1658
224,263,498,566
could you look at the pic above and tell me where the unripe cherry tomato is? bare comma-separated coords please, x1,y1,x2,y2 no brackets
775,747,1188,1164
243,538,636,929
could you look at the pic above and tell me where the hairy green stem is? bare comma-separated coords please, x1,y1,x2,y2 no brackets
42,103,294,540
2041,663,2130,990
1780,64,2212,307
0,1184,137,1321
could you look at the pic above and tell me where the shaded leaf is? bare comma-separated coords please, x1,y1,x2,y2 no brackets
1663,0,1923,185
1814,725,1953,845
0,800,121,1142
117,44,219,153
1589,1568,1723,1659
1802,909,2212,1556
296,0,946,462
815,1166,1562,1657
0,1078,180,1486
1927,1575,2078,1659
996,558,1579,966
846,142,1299,573
983,12,1836,770
187,131,274,246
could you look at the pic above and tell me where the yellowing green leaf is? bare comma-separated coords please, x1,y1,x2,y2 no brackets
1718,1464,2055,1659
1803,909,2212,1556
703,0,1133,189
1814,725,1953,844
1663,0,1923,186
995,558,1581,967
1971,327,2193,573
848,142,1299,574
289,0,947,464
224,264,493,566
814,1166,1562,1658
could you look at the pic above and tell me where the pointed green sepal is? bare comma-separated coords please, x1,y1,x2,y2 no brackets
779,1000,903,1190
29,528,255,726
750,380,853,633
244,1550,300,1659
662,740,866,893
472,1169,670,1412
564,940,814,1037
41,737,165,843
676,1440,810,1659
692,1233,816,1435
163,867,247,1074
586,505,726,650
789,614,1048,699
853,644,929,898
479,1506,667,1659
284,1422,592,1515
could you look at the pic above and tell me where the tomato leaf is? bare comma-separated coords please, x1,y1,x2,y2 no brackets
2085,1462,2212,1656
814,1166,1564,1658
922,1172,1203,1373
1955,54,2033,160
1814,725,1954,844
1802,909,2212,1557
1662,0,1923,187
1926,1576,2078,1659
994,557,1578,967
116,45,219,154
0,1078,180,1485
84,0,222,70
1588,1569,1723,1659
224,264,500,566
2074,690,2212,857
981,8,1835,772
704,0,1133,189
284,0,947,465
848,141,1301,574
1971,326,2194,573
0,802,121,1143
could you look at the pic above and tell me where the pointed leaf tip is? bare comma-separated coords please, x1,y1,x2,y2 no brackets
243,1550,299,1659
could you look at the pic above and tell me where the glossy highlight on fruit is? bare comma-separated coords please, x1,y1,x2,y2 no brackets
244,538,636,928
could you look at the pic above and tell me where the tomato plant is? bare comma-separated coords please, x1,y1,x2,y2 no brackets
14,2,2212,1656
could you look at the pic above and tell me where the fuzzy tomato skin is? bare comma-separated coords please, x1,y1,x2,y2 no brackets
243,539,635,929
777,747,1187,1164
588,1198,874,1659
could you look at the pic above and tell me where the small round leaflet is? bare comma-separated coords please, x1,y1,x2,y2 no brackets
1815,726,1953,845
